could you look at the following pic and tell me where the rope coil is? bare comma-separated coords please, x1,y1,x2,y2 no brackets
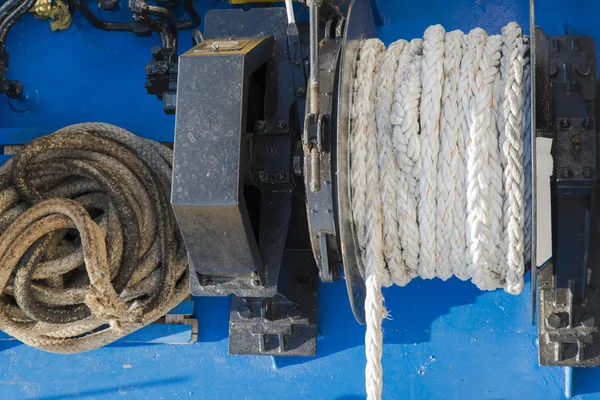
0,123,188,354
350,23,530,399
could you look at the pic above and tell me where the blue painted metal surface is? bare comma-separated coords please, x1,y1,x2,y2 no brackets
0,0,599,399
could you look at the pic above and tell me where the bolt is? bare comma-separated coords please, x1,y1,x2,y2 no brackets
559,118,570,129
287,306,301,320
582,118,593,129
238,304,253,319
296,86,306,96
584,167,594,178
276,120,288,131
151,45,162,57
581,314,595,328
255,120,267,133
576,65,591,76
547,313,563,329
273,171,286,182
570,38,579,51
251,279,260,287
560,168,571,179
257,170,268,182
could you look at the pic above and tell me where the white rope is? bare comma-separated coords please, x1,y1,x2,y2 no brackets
351,38,386,400
501,23,526,294
390,39,423,279
436,30,463,280
349,22,531,399
375,40,411,286
522,36,532,265
418,25,445,279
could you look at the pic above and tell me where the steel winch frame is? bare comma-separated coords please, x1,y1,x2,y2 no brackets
166,0,600,362
170,0,376,355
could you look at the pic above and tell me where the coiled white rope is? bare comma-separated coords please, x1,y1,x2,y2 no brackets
349,23,530,399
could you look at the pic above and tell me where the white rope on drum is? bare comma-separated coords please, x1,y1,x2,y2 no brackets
418,25,445,280
390,39,423,279
351,38,387,399
436,30,463,279
375,40,411,286
349,22,530,399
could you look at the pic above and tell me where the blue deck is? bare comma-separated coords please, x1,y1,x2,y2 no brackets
1,0,599,399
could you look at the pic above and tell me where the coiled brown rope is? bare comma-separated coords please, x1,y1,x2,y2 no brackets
0,122,188,353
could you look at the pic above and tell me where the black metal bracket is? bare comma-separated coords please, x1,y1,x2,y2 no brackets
536,29,600,366
171,8,319,356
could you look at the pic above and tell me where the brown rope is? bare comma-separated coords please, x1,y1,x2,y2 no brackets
0,123,188,353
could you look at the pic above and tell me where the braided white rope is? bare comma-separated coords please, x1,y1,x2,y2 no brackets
501,23,526,294
351,38,386,400
350,23,530,399
375,40,410,286
390,39,423,278
436,30,463,279
521,36,532,265
418,25,445,279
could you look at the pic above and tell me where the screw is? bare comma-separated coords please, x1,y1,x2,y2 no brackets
581,314,595,328
560,168,571,179
584,167,594,178
582,118,593,128
570,38,579,51
238,304,253,319
255,120,267,133
257,170,268,182
273,171,286,182
276,120,288,131
547,313,563,328
287,306,301,320
559,119,570,129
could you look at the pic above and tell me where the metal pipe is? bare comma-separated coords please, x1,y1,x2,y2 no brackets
285,0,295,25
307,0,322,116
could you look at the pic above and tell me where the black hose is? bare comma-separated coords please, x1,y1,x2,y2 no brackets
177,0,201,30
0,0,37,48
129,0,178,50
72,0,137,32
0,0,20,22
136,15,170,49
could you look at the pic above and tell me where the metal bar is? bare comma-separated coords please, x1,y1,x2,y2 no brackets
531,0,537,325
308,0,322,116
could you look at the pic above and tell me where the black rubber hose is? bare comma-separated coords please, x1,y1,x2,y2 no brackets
176,0,201,30
0,0,37,48
130,0,178,50
72,0,136,32
0,0,20,22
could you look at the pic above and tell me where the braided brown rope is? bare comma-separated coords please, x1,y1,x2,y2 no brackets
0,123,188,353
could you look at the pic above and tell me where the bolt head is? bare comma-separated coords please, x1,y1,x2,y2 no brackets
560,168,571,179
237,304,252,319
254,120,267,133
257,171,268,182
276,120,288,131
287,306,300,319
560,119,570,129
547,313,563,328
584,167,594,178
581,314,595,328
